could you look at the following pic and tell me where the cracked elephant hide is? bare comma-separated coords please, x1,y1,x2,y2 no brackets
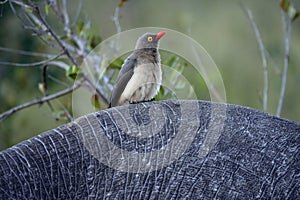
0,100,299,199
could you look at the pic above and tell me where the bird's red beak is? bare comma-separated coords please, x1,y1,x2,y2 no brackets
155,31,166,40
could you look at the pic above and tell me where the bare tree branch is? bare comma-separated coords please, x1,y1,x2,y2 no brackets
42,65,48,95
62,0,71,35
0,0,8,5
245,9,268,111
0,46,60,58
9,0,109,106
277,10,292,117
3,0,111,116
265,50,281,75
48,74,70,87
55,100,74,121
29,2,79,66
113,6,122,34
71,0,83,27
48,61,69,70
0,78,84,122
0,51,64,67
9,0,31,8
82,73,109,105
30,1,108,105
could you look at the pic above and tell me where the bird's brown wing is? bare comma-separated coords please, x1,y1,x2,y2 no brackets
109,55,137,107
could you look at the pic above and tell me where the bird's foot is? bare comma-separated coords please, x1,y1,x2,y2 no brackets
141,98,155,103
129,98,155,104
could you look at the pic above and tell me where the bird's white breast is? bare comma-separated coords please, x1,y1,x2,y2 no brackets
119,62,162,104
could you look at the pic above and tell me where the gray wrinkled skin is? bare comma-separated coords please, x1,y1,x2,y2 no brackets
0,100,299,199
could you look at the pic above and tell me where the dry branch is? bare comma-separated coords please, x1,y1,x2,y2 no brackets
0,78,84,122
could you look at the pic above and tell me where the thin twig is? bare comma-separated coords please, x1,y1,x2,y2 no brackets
265,50,281,75
8,0,109,107
26,12,48,32
245,9,268,111
48,61,69,70
71,0,83,27
82,73,109,105
9,0,32,8
29,1,108,105
56,100,74,121
30,3,79,66
113,6,121,34
0,78,84,122
277,11,292,117
0,51,64,67
48,74,70,87
42,65,48,95
112,5,122,54
60,0,87,57
0,0,8,5
0,46,59,58
62,0,71,36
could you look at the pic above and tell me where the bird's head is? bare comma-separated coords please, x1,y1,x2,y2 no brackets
135,31,166,50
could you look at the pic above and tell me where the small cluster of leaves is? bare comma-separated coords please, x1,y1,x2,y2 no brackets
76,22,102,49
91,94,101,109
280,0,299,21
66,65,80,80
109,58,124,70
25,7,34,13
45,4,51,16
119,0,128,7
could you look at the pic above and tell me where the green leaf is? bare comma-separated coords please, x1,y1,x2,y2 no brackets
156,86,176,101
45,4,50,16
36,24,41,30
89,35,102,49
38,83,46,95
166,56,179,68
25,7,33,13
280,0,299,22
109,58,124,69
66,65,80,80
119,0,127,7
288,6,299,22
76,22,85,33
91,94,101,109
280,0,290,12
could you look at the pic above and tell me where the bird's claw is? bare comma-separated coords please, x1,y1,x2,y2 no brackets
129,98,155,104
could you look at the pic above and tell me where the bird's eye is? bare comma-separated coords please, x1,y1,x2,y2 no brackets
147,36,153,42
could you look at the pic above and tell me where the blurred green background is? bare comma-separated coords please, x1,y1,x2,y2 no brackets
0,0,299,150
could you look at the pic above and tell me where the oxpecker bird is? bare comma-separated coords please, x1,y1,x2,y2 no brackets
109,31,166,108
